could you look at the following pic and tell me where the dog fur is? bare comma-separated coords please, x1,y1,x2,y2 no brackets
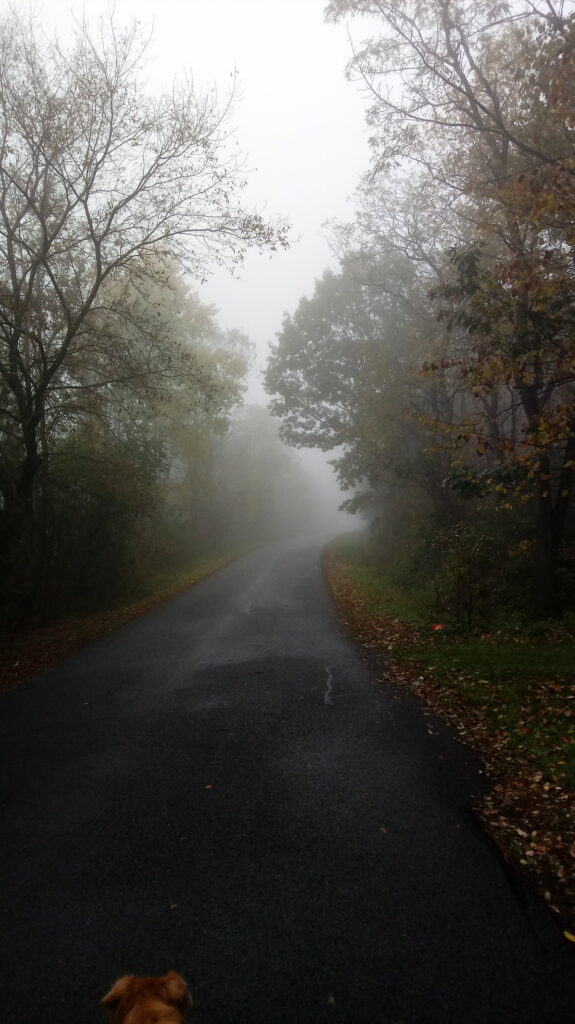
101,971,192,1024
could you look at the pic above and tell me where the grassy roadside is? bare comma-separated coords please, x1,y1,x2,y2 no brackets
323,532,575,939
0,552,244,693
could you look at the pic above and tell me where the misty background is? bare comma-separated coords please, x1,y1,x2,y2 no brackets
0,0,370,625
38,0,370,523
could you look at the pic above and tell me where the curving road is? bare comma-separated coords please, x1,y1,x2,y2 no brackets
1,539,573,1023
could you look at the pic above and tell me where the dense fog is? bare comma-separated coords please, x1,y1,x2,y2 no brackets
3,0,575,629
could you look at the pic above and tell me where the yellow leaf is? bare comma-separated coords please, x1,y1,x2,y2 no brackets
564,931,575,943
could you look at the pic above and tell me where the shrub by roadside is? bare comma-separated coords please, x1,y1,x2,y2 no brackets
323,535,575,940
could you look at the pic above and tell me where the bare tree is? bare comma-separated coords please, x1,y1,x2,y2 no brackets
0,9,286,522
325,1,574,177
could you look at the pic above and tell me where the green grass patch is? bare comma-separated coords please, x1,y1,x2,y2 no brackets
329,532,575,789
330,531,433,626
404,638,575,679
405,639,575,787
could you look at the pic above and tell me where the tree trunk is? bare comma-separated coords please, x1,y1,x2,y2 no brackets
535,487,560,618
0,449,45,627
533,444,574,620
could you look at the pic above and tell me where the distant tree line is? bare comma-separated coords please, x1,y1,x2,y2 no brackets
0,10,306,627
266,0,575,621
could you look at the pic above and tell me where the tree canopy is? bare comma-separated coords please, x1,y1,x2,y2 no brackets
0,10,289,623
267,0,575,616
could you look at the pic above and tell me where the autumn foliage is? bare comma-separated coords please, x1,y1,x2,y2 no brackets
267,1,575,619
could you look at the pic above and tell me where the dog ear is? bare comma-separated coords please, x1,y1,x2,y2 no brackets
163,972,192,1009
101,975,136,1018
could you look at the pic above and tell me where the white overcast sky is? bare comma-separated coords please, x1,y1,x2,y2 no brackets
31,0,371,381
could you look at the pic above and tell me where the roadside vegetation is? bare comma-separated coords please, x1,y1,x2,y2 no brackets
0,10,322,635
325,531,575,936
267,1,575,628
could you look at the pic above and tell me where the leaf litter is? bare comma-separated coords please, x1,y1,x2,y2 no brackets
323,546,575,938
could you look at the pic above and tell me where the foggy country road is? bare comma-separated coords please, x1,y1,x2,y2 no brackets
1,539,574,1024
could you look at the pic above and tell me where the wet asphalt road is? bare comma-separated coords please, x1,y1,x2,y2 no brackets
1,538,574,1023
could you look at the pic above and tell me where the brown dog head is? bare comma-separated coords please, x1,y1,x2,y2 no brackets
101,972,192,1024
